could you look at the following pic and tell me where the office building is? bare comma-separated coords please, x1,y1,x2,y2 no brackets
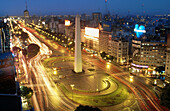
131,39,166,76
99,31,112,54
111,37,129,65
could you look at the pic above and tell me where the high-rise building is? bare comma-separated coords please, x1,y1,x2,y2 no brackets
24,0,31,24
24,0,29,18
0,21,10,53
111,37,129,65
99,31,112,54
24,10,29,19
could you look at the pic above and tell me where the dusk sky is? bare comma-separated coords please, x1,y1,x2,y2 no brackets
1,0,170,16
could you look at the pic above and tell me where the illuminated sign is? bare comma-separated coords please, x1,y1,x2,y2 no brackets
102,22,111,32
65,20,71,26
131,63,148,68
4,18,7,23
134,24,146,38
42,21,45,25
85,27,99,38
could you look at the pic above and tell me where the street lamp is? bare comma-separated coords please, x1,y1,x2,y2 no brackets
106,62,110,69
70,84,75,101
129,76,134,82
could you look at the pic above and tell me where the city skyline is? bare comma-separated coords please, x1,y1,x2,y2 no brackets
1,0,170,16
0,2,170,110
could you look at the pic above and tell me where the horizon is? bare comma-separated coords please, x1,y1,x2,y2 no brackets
0,0,170,17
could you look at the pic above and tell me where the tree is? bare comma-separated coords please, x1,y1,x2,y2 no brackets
155,66,165,74
100,52,106,59
27,44,40,59
22,48,27,56
75,105,102,111
20,32,29,42
160,83,170,109
20,86,33,99
106,55,113,61
12,46,21,52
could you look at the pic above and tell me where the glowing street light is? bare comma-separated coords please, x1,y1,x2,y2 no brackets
130,76,134,82
53,70,57,75
106,62,110,69
70,84,75,101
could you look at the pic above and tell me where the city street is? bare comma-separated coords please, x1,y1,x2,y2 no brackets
13,21,169,111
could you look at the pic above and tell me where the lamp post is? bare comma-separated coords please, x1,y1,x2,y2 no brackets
70,84,75,101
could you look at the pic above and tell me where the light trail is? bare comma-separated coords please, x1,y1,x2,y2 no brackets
20,24,76,110
19,22,168,111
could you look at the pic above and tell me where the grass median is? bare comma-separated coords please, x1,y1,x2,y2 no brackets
59,77,129,107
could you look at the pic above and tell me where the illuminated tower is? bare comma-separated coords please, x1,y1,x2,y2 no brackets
74,15,82,73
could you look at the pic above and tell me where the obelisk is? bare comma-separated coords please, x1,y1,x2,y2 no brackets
74,15,82,73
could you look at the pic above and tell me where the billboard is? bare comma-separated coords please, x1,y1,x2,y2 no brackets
102,22,111,32
85,27,99,38
65,20,71,26
134,24,146,38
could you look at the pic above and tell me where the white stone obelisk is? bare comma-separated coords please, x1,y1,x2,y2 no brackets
74,15,82,73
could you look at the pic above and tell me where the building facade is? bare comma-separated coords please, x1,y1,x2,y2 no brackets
99,31,112,54
111,37,129,65
92,12,102,23
83,27,100,53
165,35,170,77
131,39,166,76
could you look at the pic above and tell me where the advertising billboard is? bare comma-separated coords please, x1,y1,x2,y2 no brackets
65,20,71,26
85,27,99,38
102,22,111,32
134,24,146,38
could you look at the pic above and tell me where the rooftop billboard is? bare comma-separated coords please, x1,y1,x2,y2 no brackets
85,27,99,38
134,24,146,38
102,22,111,32
65,20,71,26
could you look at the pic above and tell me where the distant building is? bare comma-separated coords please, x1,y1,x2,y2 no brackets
92,12,102,23
0,21,10,53
49,17,59,33
24,10,29,19
58,21,65,34
103,13,112,22
48,17,65,34
23,0,31,24
65,22,75,40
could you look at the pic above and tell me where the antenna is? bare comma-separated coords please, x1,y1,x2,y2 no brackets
26,0,28,10
141,3,145,15
105,0,108,14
